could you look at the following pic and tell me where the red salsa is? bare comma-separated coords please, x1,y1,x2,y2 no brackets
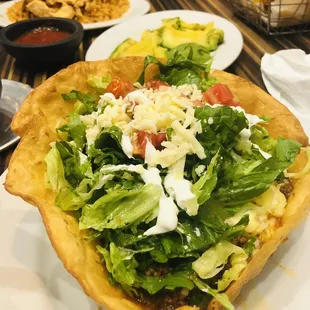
14,27,71,45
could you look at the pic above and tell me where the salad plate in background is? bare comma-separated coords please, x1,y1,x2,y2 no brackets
0,0,150,31
85,10,243,70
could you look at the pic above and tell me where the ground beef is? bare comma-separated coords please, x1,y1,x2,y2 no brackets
231,234,249,247
280,179,294,199
138,289,188,310
145,265,169,277
208,261,232,288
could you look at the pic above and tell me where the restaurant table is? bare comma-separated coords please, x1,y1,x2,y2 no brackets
0,0,309,176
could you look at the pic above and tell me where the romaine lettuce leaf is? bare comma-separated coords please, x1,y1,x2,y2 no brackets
103,170,145,192
62,90,97,115
97,243,194,296
56,167,145,212
75,173,114,201
56,186,85,211
132,214,248,264
195,105,248,149
198,202,231,231
224,151,263,182
218,215,250,242
57,114,86,150
55,171,139,211
97,243,141,287
95,126,123,150
139,270,194,294
88,126,128,169
45,144,69,192
56,141,91,188
176,220,219,251
192,152,219,205
167,43,212,64
250,125,277,154
193,277,234,310
137,43,216,91
79,184,161,230
214,137,301,205
88,145,126,168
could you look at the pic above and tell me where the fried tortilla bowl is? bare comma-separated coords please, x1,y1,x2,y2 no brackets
4,57,310,310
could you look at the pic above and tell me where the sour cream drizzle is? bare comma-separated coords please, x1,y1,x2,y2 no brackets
145,139,157,165
121,134,134,158
139,167,179,236
100,164,179,236
164,156,198,216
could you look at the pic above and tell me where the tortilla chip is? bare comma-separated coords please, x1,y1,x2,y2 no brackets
5,57,310,310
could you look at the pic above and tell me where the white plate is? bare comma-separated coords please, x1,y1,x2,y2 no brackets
0,0,150,31
85,10,244,70
0,171,101,310
1,168,310,310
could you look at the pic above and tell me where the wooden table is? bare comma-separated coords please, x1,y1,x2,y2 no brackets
0,0,309,175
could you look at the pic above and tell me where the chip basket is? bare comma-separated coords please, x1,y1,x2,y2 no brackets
228,0,310,35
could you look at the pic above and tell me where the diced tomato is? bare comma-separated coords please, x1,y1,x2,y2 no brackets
105,77,133,98
134,131,167,158
154,132,167,147
193,99,204,106
145,79,169,90
202,83,239,107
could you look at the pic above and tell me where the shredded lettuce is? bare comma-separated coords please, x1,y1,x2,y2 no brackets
217,252,248,291
79,184,161,230
62,90,97,115
56,186,85,211
45,144,69,192
97,243,141,287
57,114,86,150
193,277,235,310
192,241,246,279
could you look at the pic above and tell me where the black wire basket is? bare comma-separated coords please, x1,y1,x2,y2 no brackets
228,0,310,35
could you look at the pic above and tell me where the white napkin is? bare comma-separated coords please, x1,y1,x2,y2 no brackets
261,49,310,139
